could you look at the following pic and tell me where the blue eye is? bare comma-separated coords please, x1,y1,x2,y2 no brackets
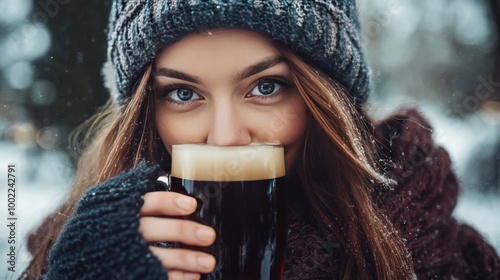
167,88,201,102
250,80,283,96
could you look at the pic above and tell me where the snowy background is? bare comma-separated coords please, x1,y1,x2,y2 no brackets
1,0,500,278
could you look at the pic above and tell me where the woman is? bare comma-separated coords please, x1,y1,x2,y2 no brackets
22,1,499,279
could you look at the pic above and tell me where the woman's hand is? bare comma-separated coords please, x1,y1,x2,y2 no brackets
140,192,216,280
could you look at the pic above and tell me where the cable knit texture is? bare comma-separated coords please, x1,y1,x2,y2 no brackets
35,110,500,279
283,208,342,279
44,162,167,279
373,108,500,279
104,0,370,105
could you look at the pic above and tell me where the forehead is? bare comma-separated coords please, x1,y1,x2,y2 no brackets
154,29,282,70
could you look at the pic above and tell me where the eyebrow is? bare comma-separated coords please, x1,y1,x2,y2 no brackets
154,68,200,83
154,55,286,84
238,55,286,80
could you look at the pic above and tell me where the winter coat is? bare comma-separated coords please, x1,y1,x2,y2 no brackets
32,108,500,279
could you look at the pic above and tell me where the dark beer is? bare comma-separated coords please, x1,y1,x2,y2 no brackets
170,144,286,280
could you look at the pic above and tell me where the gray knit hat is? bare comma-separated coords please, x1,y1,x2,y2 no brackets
104,0,370,105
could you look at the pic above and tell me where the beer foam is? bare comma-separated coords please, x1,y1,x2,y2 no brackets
171,144,285,181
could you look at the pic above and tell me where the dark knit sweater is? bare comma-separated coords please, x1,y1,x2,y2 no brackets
374,108,499,279
44,163,167,279
36,109,500,279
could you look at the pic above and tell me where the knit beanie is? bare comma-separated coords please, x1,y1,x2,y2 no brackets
103,0,370,105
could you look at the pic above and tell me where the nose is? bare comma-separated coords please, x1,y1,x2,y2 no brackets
206,101,252,146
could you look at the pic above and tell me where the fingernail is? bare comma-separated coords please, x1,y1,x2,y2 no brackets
197,256,215,269
175,196,194,210
184,272,200,280
196,228,215,243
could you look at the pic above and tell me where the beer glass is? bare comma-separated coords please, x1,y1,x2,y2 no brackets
165,144,286,280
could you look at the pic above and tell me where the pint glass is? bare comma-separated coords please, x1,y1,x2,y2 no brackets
169,144,286,280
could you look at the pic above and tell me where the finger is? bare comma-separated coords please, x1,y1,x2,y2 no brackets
150,247,216,274
168,270,200,280
140,217,216,246
141,192,197,216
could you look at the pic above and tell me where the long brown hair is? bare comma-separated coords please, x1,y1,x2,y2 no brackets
22,49,414,279
283,49,414,279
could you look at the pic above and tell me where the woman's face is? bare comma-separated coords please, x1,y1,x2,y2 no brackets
154,29,308,169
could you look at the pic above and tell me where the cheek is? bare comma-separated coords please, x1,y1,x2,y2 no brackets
250,99,308,170
254,101,308,145
155,109,208,153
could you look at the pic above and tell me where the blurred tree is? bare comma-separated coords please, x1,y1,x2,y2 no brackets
489,0,500,102
359,0,499,116
461,0,500,106
28,0,111,148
